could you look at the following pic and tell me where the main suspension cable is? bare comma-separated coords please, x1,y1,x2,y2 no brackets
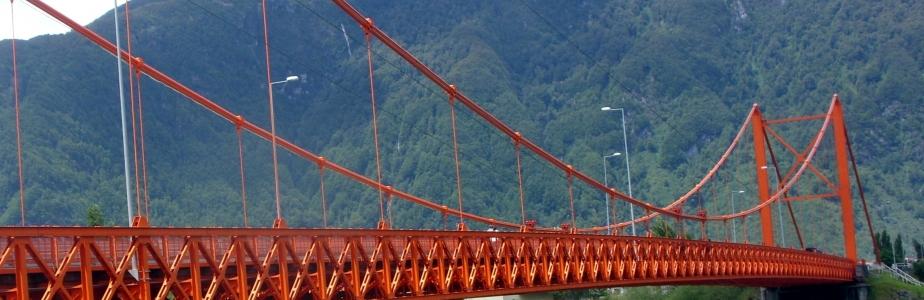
182,0,521,223
27,0,530,230
336,0,767,226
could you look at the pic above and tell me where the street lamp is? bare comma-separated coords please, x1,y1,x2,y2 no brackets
267,74,299,225
731,190,744,242
601,107,635,235
111,0,137,278
762,165,786,247
271,75,299,85
602,152,622,235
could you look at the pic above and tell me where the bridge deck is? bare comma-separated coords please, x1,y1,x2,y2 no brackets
1,227,854,299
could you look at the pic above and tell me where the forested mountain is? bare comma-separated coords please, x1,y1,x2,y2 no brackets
1,0,921,261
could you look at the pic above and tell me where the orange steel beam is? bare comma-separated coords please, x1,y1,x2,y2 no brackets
1,227,855,299
765,114,827,125
675,98,835,222
764,126,838,192
783,193,838,202
751,106,775,246
831,96,857,261
724,97,846,222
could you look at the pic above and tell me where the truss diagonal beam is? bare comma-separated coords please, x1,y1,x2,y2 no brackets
764,126,838,191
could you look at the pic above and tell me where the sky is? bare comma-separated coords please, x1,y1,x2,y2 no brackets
1,0,128,40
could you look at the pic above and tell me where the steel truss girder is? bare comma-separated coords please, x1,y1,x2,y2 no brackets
1,228,854,299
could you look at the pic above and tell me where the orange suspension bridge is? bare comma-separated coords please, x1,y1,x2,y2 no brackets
2,0,878,299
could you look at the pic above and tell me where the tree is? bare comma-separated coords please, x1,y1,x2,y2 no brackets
86,204,104,226
879,230,894,266
650,219,694,239
913,239,923,260
895,234,906,264
553,288,608,300
875,231,882,261
652,219,678,238
665,285,759,300
615,287,663,300
913,260,924,281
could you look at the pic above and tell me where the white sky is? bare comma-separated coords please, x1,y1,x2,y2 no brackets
1,0,128,40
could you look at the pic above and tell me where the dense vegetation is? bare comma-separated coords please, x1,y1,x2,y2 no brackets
867,273,924,300
877,229,924,283
611,285,758,300
1,0,922,265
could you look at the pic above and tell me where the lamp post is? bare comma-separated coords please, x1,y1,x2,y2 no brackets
731,190,744,242
601,107,635,236
271,75,299,86
602,152,621,235
762,165,786,247
111,0,133,226
268,75,298,224
111,0,137,278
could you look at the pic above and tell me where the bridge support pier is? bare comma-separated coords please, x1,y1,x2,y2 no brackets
763,263,869,300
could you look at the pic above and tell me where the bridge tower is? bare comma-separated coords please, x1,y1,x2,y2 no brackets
751,105,775,247
752,96,857,261
831,96,857,261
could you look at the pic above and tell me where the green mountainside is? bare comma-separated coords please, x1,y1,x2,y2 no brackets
1,0,922,261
